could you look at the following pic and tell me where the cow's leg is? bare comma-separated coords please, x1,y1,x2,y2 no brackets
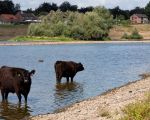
23,94,28,103
57,76,62,84
56,72,62,84
71,77,74,82
16,92,22,103
17,94,22,103
1,90,5,101
4,92,9,101
66,77,69,83
56,72,59,81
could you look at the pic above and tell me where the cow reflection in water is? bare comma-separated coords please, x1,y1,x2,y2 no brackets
54,82,83,108
0,102,31,120
56,82,78,91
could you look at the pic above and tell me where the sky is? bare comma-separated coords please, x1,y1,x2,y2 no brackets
12,0,150,10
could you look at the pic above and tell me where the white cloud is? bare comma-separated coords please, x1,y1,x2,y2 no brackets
74,0,106,8
105,0,150,10
12,0,150,10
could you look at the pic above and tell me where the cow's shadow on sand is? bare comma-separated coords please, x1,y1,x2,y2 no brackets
0,102,31,120
54,82,84,108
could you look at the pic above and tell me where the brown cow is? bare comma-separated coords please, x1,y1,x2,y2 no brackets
0,66,35,103
54,61,84,83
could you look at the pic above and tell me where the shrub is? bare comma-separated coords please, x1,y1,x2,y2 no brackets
122,33,129,39
28,6,113,41
130,29,143,39
51,21,67,36
120,20,131,27
27,23,45,36
68,25,85,39
121,29,143,40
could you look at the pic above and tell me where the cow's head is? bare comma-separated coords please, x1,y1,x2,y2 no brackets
13,69,35,83
76,63,84,72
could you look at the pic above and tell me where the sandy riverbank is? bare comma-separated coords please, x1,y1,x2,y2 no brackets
30,76,150,120
0,40,150,46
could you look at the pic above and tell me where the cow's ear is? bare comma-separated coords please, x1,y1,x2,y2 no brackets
77,63,82,66
30,70,35,76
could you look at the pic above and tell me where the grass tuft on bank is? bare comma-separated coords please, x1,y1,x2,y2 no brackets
0,24,28,28
120,93,150,120
11,36,77,42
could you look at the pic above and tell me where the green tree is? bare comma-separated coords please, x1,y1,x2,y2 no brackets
0,0,17,14
59,1,71,12
145,1,150,19
14,3,20,13
78,6,93,13
34,2,58,15
130,7,145,15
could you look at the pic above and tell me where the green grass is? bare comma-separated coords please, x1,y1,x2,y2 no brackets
120,93,150,120
0,24,28,28
121,29,143,40
11,36,77,42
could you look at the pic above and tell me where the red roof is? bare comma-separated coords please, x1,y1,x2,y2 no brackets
131,14,148,18
0,14,18,22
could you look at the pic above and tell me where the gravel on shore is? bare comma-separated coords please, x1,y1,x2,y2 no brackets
30,77,150,120
1,40,150,46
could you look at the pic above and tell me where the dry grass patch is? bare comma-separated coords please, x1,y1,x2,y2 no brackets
97,107,111,118
120,93,150,120
110,24,150,40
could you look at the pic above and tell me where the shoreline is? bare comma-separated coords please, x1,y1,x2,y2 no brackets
30,77,150,120
0,40,150,46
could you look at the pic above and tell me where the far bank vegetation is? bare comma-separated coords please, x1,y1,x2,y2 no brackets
27,7,113,40
122,28,143,40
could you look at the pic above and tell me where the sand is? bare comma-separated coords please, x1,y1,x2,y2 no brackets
0,40,150,46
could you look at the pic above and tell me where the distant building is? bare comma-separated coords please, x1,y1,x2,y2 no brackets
130,14,149,24
15,11,40,23
0,11,40,24
0,14,18,24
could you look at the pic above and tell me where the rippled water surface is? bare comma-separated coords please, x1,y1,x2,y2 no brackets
0,43,150,119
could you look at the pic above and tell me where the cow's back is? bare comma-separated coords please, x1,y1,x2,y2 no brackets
55,61,76,74
0,67,15,91
0,67,13,81
0,67,25,87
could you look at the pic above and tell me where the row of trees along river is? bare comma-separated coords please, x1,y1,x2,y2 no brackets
1,0,150,40
1,0,150,19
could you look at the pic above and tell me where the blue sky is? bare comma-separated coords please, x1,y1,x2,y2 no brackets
12,0,150,10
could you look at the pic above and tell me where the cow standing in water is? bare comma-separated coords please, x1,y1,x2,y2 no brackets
54,61,84,83
0,66,35,103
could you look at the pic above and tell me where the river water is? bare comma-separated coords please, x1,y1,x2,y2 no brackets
0,43,150,119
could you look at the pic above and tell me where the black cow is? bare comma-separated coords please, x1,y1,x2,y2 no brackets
54,61,84,83
0,66,35,103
